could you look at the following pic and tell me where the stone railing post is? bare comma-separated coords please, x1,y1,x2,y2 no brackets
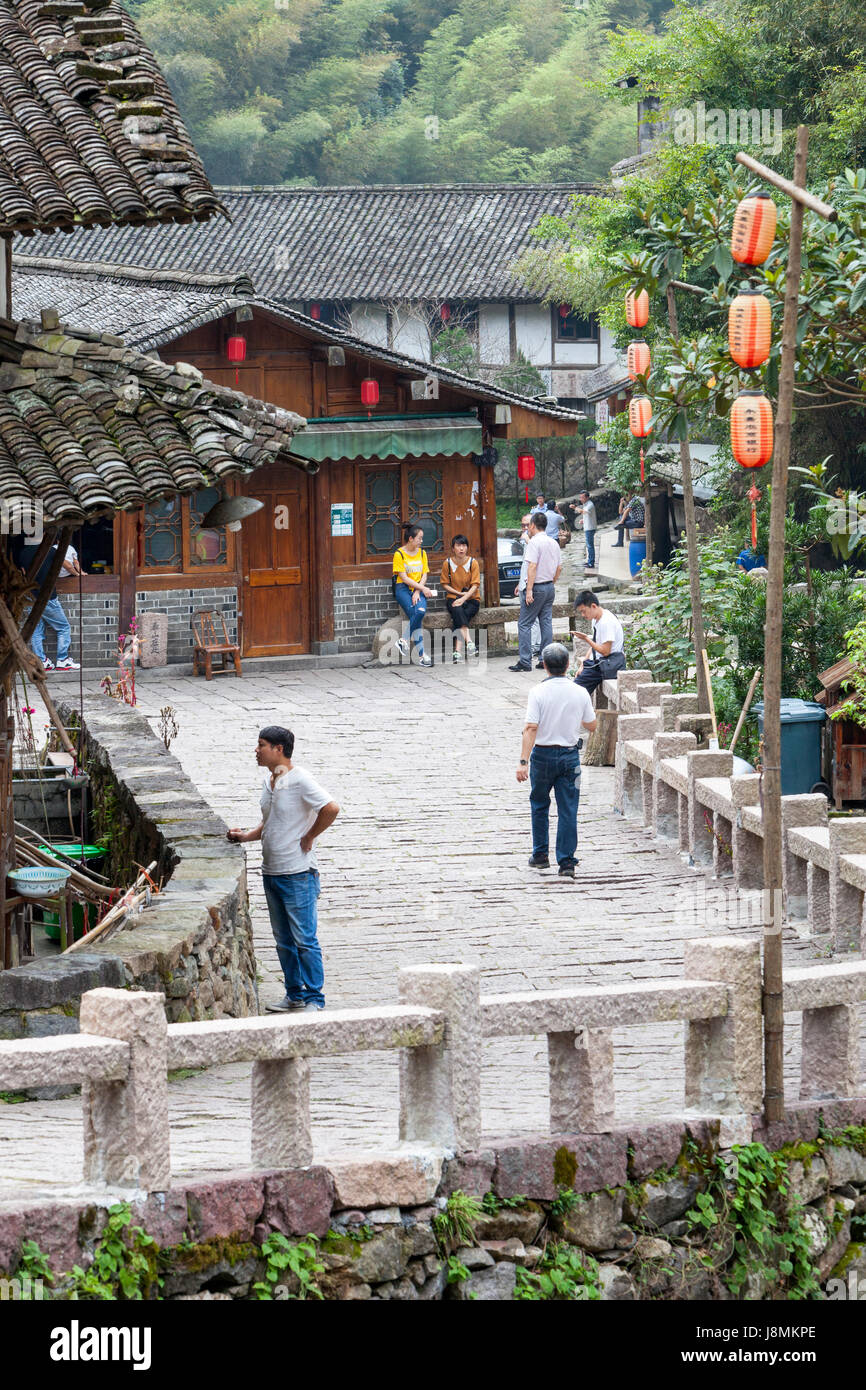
731,774,762,892
781,794,827,920
251,1057,312,1169
548,1027,614,1133
687,749,734,866
398,964,481,1149
829,819,866,952
660,693,699,732
683,937,762,1114
636,681,673,711
800,1004,859,1102
615,713,661,816
653,731,696,841
79,988,170,1190
614,669,653,714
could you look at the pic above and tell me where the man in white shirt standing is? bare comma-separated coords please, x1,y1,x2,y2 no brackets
577,490,598,572
516,642,597,878
573,589,626,696
228,726,340,1012
510,511,562,672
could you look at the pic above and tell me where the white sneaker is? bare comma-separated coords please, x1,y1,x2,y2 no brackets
55,658,80,670
419,654,433,667
452,650,463,663
395,637,409,657
41,657,54,671
466,639,477,656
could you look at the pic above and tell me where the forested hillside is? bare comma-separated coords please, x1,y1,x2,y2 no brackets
125,0,671,186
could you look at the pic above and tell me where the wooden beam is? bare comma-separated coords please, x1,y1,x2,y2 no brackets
118,511,138,636
735,151,837,221
312,467,335,648
479,457,499,607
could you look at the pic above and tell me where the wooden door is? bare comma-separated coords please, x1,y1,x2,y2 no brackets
240,463,311,656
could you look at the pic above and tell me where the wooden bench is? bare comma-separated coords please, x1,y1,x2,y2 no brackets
192,610,242,680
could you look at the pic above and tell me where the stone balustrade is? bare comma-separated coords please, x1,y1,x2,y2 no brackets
607,669,866,947
0,945,864,1196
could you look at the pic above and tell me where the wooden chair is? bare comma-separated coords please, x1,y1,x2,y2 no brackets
192,610,242,680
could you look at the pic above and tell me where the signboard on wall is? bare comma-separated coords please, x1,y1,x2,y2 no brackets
330,503,354,537
594,400,609,451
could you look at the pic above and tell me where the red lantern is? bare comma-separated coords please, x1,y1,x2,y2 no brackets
625,288,649,329
728,289,772,369
731,390,774,469
748,483,761,550
628,396,652,438
360,377,379,416
310,302,321,320
227,334,246,385
440,303,451,322
517,452,535,502
731,193,778,267
559,303,570,318
627,340,651,381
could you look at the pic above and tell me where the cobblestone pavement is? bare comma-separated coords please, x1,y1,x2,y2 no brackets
2,644,862,1195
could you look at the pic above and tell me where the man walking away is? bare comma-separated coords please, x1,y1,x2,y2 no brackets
228,726,339,1013
572,590,625,696
510,511,561,672
516,642,596,877
577,491,597,572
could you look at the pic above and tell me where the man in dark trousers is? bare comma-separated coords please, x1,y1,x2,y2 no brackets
572,589,626,696
516,642,596,877
228,726,339,1013
509,511,561,672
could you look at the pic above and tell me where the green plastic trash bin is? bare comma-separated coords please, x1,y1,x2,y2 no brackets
42,843,105,942
750,699,826,796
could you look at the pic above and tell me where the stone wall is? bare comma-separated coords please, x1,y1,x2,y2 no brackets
46,589,238,669
0,697,258,1043
2,1104,864,1301
334,577,394,652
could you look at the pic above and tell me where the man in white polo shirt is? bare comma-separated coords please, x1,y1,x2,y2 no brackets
510,510,561,672
573,589,626,696
516,642,596,878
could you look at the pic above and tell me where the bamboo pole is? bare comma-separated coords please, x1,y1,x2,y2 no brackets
730,669,762,754
701,649,719,749
665,284,710,711
758,125,811,1125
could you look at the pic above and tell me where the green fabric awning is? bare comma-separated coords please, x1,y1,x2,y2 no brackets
288,412,483,463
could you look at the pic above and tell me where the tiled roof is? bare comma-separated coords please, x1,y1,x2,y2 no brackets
0,313,307,524
25,183,596,299
0,0,222,236
11,257,586,422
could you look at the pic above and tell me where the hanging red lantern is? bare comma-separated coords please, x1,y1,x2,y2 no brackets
360,377,379,417
440,303,451,322
731,193,778,267
731,390,774,468
517,452,536,503
728,289,772,369
627,340,651,380
559,303,570,318
310,302,321,320
227,334,246,385
748,483,761,550
625,288,649,329
628,396,652,438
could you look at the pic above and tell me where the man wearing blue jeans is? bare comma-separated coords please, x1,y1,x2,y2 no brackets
228,726,339,1013
516,643,596,878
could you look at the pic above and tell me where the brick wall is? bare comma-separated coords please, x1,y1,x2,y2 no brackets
45,589,239,669
334,578,450,652
136,588,238,665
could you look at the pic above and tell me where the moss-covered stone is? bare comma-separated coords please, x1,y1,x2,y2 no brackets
553,1146,578,1189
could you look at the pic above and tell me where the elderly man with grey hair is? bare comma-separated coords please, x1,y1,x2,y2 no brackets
516,642,596,878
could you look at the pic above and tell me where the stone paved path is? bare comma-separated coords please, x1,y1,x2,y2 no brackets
2,653,862,1198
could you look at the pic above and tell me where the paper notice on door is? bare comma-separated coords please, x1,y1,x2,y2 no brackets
331,503,354,536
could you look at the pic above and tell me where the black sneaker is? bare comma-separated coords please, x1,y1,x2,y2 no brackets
529,853,550,868
535,661,545,669
509,663,532,671
558,864,576,878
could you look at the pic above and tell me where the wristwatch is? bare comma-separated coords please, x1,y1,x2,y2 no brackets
519,759,528,765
